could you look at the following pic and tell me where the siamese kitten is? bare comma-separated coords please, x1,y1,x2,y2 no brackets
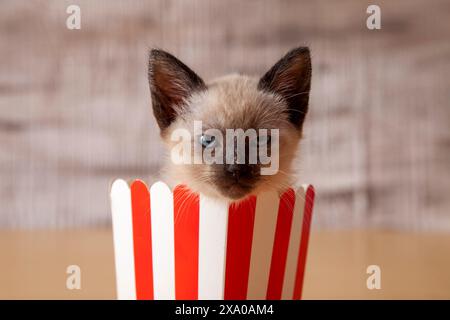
148,47,311,201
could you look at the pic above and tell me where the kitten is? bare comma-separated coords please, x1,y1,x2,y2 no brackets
148,47,311,201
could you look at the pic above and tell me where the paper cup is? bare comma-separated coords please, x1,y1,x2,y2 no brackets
110,179,315,300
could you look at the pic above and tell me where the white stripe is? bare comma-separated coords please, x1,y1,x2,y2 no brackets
110,179,136,300
150,181,175,300
247,192,280,299
281,186,307,299
198,195,229,299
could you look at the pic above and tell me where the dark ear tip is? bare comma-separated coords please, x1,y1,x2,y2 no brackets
291,46,310,54
296,46,310,53
149,48,167,58
286,46,311,62
148,48,167,65
148,49,170,80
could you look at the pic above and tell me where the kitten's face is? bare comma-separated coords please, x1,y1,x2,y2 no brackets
149,48,311,200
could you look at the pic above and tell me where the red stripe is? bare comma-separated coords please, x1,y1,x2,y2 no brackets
130,180,153,300
224,196,257,300
173,185,199,300
266,188,296,300
293,185,315,300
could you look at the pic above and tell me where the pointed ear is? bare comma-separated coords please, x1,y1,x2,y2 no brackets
258,47,312,129
148,49,206,132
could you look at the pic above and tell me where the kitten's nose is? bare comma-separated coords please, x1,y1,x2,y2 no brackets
225,164,254,181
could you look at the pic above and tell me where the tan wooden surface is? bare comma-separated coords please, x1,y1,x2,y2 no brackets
0,229,449,299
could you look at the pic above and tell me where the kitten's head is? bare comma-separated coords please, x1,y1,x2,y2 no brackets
148,47,311,200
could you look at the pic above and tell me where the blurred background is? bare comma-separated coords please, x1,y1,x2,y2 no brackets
0,0,449,299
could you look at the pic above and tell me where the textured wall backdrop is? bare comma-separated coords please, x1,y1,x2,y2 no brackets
0,0,449,230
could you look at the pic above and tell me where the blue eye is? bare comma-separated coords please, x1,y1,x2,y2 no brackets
199,134,216,148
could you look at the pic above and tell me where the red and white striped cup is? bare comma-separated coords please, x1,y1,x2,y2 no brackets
110,179,315,300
